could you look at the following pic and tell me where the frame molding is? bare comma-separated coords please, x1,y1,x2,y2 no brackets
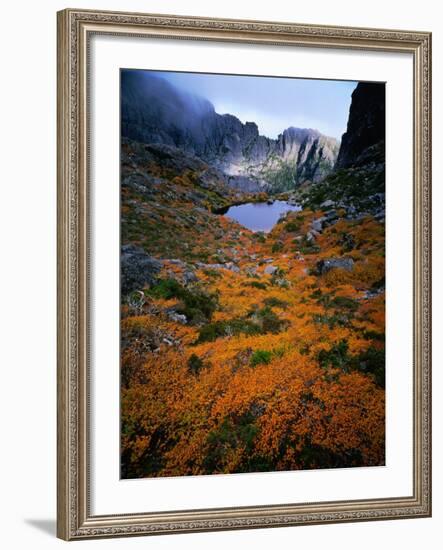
57,8,431,540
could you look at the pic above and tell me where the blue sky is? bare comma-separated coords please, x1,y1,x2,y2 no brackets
149,70,357,140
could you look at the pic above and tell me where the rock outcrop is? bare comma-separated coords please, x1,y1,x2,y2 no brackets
121,245,162,295
336,82,385,169
301,81,386,219
121,70,339,192
316,257,354,275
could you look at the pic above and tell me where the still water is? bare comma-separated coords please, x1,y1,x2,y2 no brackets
224,200,301,232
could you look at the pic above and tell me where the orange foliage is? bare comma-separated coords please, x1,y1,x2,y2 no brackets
121,162,386,478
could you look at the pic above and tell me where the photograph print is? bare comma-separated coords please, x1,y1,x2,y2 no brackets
120,69,386,479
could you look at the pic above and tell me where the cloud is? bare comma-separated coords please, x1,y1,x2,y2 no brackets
150,70,357,141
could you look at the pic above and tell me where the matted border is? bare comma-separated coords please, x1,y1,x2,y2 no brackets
57,8,431,540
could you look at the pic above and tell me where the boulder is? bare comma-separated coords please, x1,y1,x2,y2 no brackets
183,270,199,285
121,245,162,295
264,265,278,275
316,257,354,275
311,217,326,232
306,231,316,243
324,209,339,221
166,310,188,324
168,259,186,267
225,262,240,273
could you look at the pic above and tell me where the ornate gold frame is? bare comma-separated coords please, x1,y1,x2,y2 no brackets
57,8,432,540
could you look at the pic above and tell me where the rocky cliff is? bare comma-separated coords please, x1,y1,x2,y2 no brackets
301,81,385,219
121,70,339,192
335,82,385,169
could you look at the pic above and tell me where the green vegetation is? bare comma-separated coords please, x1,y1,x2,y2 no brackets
261,159,298,192
148,278,218,324
301,144,385,214
196,306,288,344
263,296,289,309
242,280,268,290
318,339,385,387
250,349,273,367
187,353,206,375
203,415,259,473
251,306,289,334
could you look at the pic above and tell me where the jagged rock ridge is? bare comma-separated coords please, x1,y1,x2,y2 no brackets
121,70,339,192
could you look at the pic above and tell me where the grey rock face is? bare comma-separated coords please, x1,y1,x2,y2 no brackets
226,175,263,193
121,70,339,191
196,262,240,273
264,265,278,275
121,245,162,295
316,257,354,275
311,217,326,233
225,262,241,273
183,270,199,285
306,231,317,244
166,310,188,324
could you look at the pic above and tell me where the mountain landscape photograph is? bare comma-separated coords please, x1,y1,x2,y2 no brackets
120,69,386,479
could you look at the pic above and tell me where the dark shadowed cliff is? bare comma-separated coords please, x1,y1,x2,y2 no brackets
336,82,385,169
301,81,385,219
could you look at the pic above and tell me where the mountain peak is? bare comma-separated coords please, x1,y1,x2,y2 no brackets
121,71,340,191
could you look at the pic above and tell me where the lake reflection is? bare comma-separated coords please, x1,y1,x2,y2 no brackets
224,200,301,232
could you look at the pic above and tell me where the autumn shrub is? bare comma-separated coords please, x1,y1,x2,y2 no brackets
270,276,290,289
254,232,266,243
352,261,385,287
312,313,350,328
121,316,169,387
196,306,288,344
309,288,323,300
315,292,359,312
242,280,268,290
321,268,354,287
121,151,386,476
340,232,357,252
203,268,223,279
329,295,359,311
284,219,303,233
298,239,321,255
263,296,289,309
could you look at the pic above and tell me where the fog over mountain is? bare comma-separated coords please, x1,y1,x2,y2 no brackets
121,70,340,192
